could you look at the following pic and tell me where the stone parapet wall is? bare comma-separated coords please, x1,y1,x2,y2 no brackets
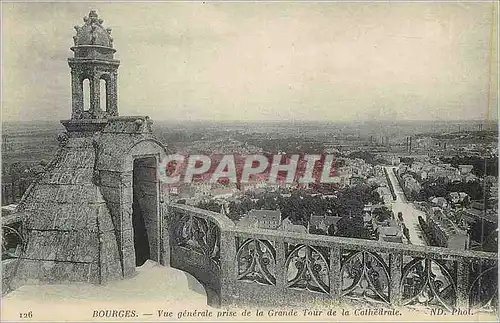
169,204,498,312
166,204,231,306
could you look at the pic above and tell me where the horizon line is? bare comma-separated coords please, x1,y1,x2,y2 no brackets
2,118,499,124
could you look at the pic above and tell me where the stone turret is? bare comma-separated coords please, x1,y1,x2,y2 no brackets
68,10,119,120
8,11,169,292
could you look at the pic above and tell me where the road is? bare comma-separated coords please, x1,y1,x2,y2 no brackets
384,166,428,246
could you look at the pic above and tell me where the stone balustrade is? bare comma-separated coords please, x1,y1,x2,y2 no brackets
168,204,498,312
166,204,232,306
2,203,497,312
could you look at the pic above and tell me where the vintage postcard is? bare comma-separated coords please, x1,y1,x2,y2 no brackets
1,1,498,322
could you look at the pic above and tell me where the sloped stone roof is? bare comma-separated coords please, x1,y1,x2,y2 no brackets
10,118,169,289
12,132,122,286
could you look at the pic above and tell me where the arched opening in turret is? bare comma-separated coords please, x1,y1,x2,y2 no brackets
100,78,107,112
83,78,90,111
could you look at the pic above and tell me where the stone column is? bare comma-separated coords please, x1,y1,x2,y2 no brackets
329,246,342,300
389,252,403,306
219,230,237,306
275,239,286,298
71,70,83,119
90,72,100,118
160,201,170,267
120,171,135,278
104,75,110,115
456,259,470,308
105,72,118,116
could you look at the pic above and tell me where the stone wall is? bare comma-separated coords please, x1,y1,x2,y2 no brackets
2,258,18,295
94,117,169,277
168,204,233,306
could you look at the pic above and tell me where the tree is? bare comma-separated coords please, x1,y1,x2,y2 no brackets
417,180,448,201
239,197,256,214
196,200,220,213
372,207,392,223
448,181,483,201
309,227,327,235
370,190,383,204
348,151,376,165
226,201,242,221
327,224,336,236
400,157,415,165
335,216,372,240
440,156,498,177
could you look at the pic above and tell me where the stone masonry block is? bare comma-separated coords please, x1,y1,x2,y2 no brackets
99,231,122,282
120,228,135,250
99,185,121,204
122,245,136,278
121,186,133,205
23,230,99,263
99,170,122,188
26,203,98,231
14,259,100,285
97,203,115,232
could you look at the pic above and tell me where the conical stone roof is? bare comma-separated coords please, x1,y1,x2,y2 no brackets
11,132,122,287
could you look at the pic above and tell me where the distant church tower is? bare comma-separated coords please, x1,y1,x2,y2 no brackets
8,11,169,291
69,10,119,119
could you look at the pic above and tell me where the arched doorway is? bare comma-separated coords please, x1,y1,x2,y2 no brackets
114,138,169,277
132,156,158,266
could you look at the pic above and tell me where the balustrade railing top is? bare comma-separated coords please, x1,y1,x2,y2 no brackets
169,204,496,262
3,202,497,312
170,204,236,228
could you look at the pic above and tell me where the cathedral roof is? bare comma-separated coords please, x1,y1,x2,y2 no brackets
73,10,113,48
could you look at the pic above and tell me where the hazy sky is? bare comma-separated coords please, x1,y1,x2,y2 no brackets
2,1,498,122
